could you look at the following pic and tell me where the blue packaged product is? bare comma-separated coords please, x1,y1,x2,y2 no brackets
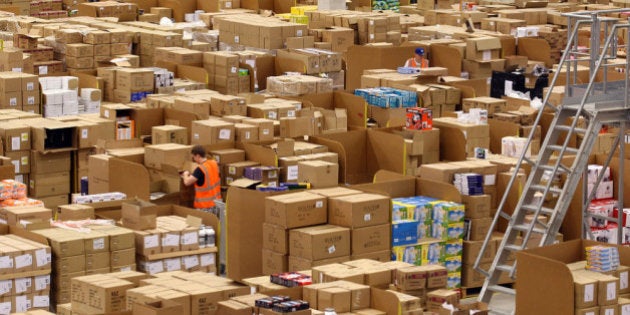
392,220,419,246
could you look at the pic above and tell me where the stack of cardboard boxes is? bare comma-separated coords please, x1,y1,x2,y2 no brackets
214,14,309,50
0,122,32,185
60,29,132,74
33,223,135,305
76,1,138,21
327,192,392,262
267,75,333,97
262,191,331,273
0,235,52,313
29,0,65,19
127,271,250,314
463,36,505,79
569,261,629,315
122,200,217,275
433,117,490,159
40,76,79,117
0,72,40,113
203,51,248,95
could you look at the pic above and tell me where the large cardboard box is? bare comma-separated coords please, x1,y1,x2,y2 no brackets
328,193,391,228
265,192,327,228
297,160,339,188
262,223,288,254
30,151,71,175
289,224,350,260
152,125,189,145
517,240,629,314
29,171,71,197
191,120,235,146
351,224,391,255
0,122,30,152
122,199,159,230
262,248,287,275
144,143,192,171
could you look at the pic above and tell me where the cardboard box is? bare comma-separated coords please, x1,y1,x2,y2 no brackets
191,120,235,146
152,125,189,145
351,224,391,255
289,225,350,260
30,151,71,175
71,275,134,314
57,204,94,221
0,123,30,152
328,193,390,228
396,266,428,290
144,143,192,171
29,171,70,197
134,299,183,315
262,223,288,254
461,194,491,219
262,248,287,275
122,199,159,230
0,206,52,226
297,160,339,188
318,287,351,313
265,192,327,228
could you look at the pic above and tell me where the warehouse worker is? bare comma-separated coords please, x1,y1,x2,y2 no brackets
181,145,222,217
404,47,429,68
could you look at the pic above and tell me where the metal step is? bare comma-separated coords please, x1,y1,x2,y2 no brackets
521,204,555,216
530,184,563,196
546,145,579,155
512,224,547,235
538,164,571,174
554,125,587,134
487,285,516,295
503,244,523,252
495,264,515,274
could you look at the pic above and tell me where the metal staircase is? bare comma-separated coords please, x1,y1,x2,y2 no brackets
474,9,630,314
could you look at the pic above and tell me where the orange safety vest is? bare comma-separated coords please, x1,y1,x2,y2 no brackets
407,58,429,68
194,159,222,209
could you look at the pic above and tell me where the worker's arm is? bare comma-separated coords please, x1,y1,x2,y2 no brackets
181,171,198,186
403,58,411,67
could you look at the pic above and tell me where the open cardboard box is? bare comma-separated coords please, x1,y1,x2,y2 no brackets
225,184,292,281
353,170,462,203
242,139,295,167
88,155,195,206
516,239,630,315
225,169,459,282
285,91,367,128
311,129,406,184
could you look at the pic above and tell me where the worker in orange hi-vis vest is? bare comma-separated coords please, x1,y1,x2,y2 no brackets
404,47,429,68
181,145,223,218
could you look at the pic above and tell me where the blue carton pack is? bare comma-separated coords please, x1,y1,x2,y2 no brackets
392,220,419,246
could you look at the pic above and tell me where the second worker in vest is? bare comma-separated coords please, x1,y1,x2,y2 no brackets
404,47,429,68
181,145,222,218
